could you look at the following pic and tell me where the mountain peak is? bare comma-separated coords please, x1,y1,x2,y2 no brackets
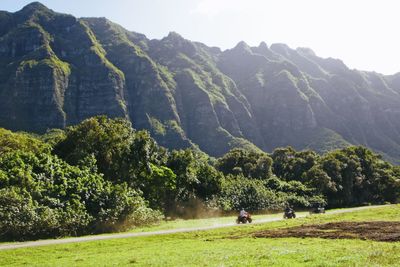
270,43,292,57
256,41,270,53
232,41,252,54
163,31,185,44
17,1,52,19
259,41,268,49
161,31,197,55
250,41,277,59
270,43,290,51
296,47,316,57
20,2,49,12
166,31,184,41
235,41,250,48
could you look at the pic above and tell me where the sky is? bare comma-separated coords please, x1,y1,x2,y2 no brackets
1,0,399,74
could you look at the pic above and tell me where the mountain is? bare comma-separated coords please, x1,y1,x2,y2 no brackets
1,2,400,162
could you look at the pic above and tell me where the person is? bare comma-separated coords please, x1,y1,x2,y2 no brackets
236,208,252,224
284,205,296,219
284,205,293,214
239,208,247,218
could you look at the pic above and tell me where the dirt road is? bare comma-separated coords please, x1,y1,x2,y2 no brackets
0,205,387,251
253,221,400,242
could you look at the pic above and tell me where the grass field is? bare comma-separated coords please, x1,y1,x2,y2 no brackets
1,205,400,266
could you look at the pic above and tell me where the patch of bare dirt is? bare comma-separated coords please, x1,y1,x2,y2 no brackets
253,221,400,242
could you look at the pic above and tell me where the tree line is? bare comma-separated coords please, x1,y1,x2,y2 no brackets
0,116,399,241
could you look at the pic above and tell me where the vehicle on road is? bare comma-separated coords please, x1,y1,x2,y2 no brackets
283,208,296,219
236,213,252,224
309,206,326,214
309,202,326,214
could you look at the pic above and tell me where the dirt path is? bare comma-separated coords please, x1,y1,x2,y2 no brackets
0,205,387,251
253,221,400,242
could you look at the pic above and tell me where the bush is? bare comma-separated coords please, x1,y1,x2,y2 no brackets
0,187,92,240
216,149,272,179
0,128,50,156
215,175,281,211
0,151,162,241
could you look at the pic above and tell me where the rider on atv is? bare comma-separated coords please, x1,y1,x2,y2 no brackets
239,208,247,218
284,205,296,219
284,205,293,214
310,202,325,214
237,208,252,224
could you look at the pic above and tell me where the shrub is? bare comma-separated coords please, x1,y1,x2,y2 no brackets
215,175,281,211
0,151,162,241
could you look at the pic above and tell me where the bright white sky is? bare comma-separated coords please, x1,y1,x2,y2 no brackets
2,0,400,74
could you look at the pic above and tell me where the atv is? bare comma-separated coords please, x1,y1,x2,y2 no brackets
309,206,325,214
283,209,296,219
236,213,252,224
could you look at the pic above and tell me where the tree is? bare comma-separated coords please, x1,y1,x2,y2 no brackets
54,116,134,182
271,147,318,181
0,128,50,156
166,149,223,216
216,149,272,179
142,163,176,212
0,150,161,241
302,165,337,195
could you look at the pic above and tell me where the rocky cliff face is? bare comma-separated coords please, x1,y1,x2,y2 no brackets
1,2,400,162
0,3,127,132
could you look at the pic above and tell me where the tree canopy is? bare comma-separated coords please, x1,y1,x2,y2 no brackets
0,116,399,241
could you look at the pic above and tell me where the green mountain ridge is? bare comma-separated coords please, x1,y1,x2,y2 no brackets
1,2,400,162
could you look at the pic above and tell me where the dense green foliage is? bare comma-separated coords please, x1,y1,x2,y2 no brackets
216,149,272,179
0,125,162,241
0,116,399,241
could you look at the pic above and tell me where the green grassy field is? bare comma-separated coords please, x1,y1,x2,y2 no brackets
1,205,400,266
